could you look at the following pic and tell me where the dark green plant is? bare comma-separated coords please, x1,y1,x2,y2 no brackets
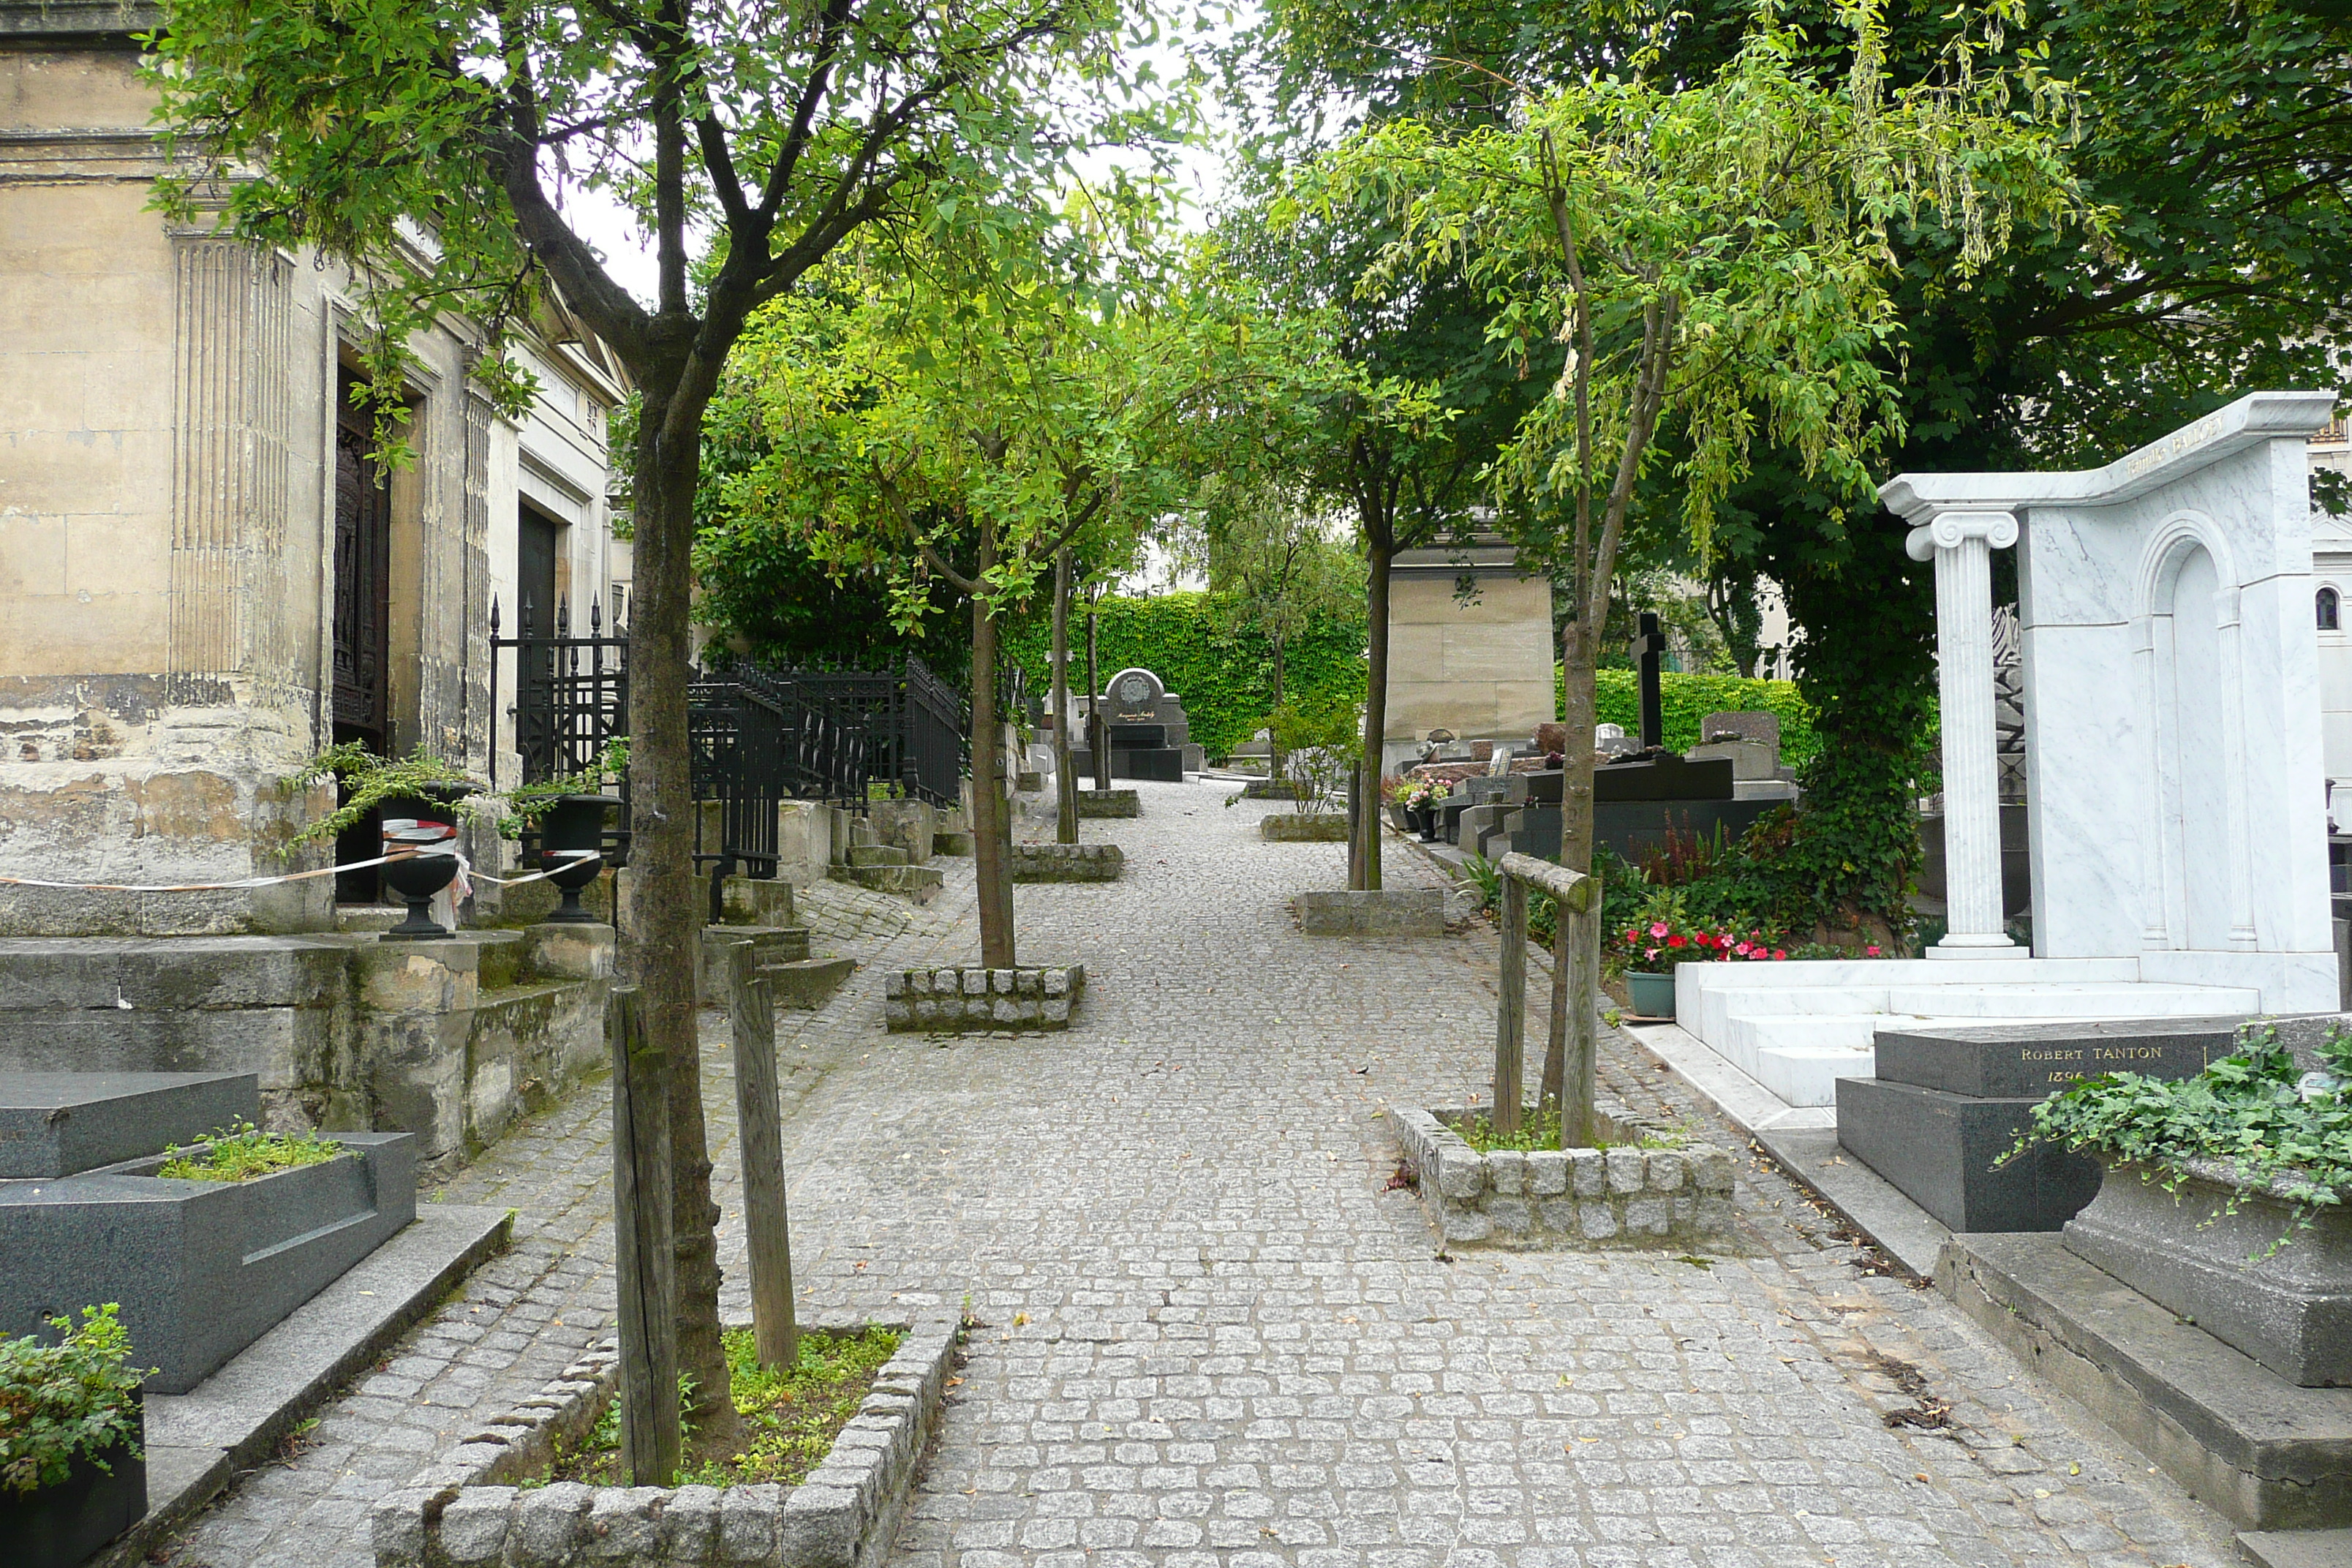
0,1305,149,1494
2013,1027,2352,1256
157,1122,343,1183
500,738,630,839
285,743,482,848
1569,668,1820,769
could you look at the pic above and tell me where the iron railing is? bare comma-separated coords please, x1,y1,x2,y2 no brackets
715,655,969,808
490,594,631,865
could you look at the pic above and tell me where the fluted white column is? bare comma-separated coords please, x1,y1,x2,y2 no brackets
1908,510,2019,955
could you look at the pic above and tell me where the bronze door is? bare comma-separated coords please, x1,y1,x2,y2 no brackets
331,388,391,751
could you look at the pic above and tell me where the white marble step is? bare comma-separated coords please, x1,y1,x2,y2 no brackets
1709,981,2256,1020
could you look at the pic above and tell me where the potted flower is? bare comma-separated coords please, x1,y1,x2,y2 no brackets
2015,1025,2352,1385
1418,780,1453,841
1,1303,151,1568
1612,892,1786,1019
290,743,483,938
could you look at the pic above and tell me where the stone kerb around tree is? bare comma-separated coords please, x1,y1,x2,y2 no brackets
1007,843,1125,882
1075,788,1139,819
369,1316,960,1568
1260,813,1349,843
1391,1105,1737,1248
884,965,1085,1032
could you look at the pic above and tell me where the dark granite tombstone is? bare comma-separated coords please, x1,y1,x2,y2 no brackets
1635,611,1667,749
1071,668,1187,780
1596,755,1733,802
0,1072,418,1392
1837,1018,2246,1233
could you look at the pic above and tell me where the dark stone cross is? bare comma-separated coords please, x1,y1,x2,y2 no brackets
1634,611,1667,750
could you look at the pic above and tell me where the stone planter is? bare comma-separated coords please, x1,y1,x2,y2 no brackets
1008,843,1125,882
1625,971,1676,1018
1260,813,1350,843
0,1417,144,1568
883,965,1085,1032
1076,789,1139,819
1392,1106,1736,1249
1293,889,1443,937
370,1317,960,1568
2065,1157,2352,1385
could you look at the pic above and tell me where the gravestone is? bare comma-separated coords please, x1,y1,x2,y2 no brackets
0,1071,256,1179
1687,711,1782,783
1634,611,1667,749
1071,667,1190,780
1836,1017,2243,1232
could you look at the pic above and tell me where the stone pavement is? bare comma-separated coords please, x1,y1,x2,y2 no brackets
162,779,2242,1568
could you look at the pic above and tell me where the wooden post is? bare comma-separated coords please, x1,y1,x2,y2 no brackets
1564,870,1601,1149
1052,549,1078,845
726,942,799,1370
1493,873,1526,1137
608,985,681,1485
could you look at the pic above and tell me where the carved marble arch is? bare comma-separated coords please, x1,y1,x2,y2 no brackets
2133,512,2258,953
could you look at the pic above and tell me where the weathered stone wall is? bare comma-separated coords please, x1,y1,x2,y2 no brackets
1007,843,1123,881
1392,1106,1738,1248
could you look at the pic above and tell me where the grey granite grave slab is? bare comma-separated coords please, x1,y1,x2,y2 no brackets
1940,1232,2352,1531
0,1130,417,1392
1874,1017,2246,1098
1835,1077,2101,1232
0,1071,258,1178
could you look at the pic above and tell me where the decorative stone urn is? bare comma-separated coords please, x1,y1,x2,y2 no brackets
2065,1156,2352,1386
379,783,478,940
535,794,617,923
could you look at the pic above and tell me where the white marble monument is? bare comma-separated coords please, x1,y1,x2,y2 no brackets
1675,392,2341,1109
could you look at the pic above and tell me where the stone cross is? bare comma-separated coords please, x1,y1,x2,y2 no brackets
1634,611,1667,750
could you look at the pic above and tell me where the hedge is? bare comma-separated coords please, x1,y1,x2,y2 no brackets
1569,668,1820,769
1003,592,1367,760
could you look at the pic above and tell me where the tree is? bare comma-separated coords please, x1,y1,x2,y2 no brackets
149,0,1145,1450
1186,480,1364,776
1309,0,2080,1105
728,208,1347,958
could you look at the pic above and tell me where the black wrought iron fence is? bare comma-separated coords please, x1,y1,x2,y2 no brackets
717,656,968,808
490,595,631,865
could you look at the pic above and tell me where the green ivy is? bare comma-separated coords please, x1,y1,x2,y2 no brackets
1003,592,1366,759
1560,668,1819,768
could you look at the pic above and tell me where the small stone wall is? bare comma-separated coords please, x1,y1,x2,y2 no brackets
1261,813,1349,843
884,965,1085,1031
1076,789,1139,818
1009,843,1125,882
369,1317,959,1568
1293,889,1444,937
1392,1106,1737,1248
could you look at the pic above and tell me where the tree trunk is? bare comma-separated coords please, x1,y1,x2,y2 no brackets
1051,549,1077,844
624,391,738,1453
1356,543,1392,892
1269,633,1287,781
969,519,1016,967
1086,591,1108,792
1542,614,1600,1121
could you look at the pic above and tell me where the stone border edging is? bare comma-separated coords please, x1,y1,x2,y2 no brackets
1392,1105,1737,1248
1260,814,1350,843
1008,843,1125,882
883,965,1085,1031
368,1314,960,1568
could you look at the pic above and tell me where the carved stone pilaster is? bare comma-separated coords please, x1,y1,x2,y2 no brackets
1907,509,2019,954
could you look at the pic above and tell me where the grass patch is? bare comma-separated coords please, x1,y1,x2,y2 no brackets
544,1325,901,1490
1448,1107,1688,1154
157,1122,342,1183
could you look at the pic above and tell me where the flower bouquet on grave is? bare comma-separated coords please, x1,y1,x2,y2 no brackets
1613,892,1786,1018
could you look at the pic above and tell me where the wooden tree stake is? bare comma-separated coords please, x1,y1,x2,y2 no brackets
1494,872,1528,1136
608,984,681,1484
727,941,799,1370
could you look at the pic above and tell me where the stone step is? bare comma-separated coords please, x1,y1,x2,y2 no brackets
846,844,911,868
761,956,855,1010
696,926,811,1003
702,873,796,929
932,829,976,856
829,864,945,905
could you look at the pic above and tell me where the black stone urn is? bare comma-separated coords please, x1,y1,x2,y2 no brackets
535,793,617,923
379,782,478,941
1403,804,1430,838
0,1409,146,1568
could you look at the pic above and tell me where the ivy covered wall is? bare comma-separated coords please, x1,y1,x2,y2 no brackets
1003,592,1367,760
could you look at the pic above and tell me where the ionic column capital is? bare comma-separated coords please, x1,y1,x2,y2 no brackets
1906,509,2019,562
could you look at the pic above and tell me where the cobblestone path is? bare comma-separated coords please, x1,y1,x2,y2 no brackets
165,780,2241,1568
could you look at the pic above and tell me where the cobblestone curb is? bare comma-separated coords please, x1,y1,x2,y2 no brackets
1006,843,1125,882
1260,813,1350,842
1074,789,1139,818
881,965,1085,1031
367,1316,960,1568
1392,1104,1738,1248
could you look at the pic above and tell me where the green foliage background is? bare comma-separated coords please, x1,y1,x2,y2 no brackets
1565,670,1820,769
1003,592,1367,758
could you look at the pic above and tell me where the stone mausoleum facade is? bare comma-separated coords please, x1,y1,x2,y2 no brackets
1382,529,1555,771
0,0,629,937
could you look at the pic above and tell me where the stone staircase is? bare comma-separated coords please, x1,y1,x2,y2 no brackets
830,819,944,903
1678,957,2264,1108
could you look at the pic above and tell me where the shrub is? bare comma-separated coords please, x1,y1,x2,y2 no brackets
0,1305,148,1494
